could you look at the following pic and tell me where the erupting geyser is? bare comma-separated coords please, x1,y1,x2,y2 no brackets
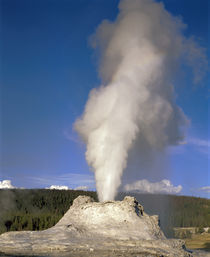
75,0,206,201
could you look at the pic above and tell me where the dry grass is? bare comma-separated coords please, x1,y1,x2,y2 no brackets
185,233,210,251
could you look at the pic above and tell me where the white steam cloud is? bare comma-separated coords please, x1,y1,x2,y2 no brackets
75,0,206,201
124,179,182,194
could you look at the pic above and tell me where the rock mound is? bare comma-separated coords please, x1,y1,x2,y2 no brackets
0,195,192,256
57,195,164,240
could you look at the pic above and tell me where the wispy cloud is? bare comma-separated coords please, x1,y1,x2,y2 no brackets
188,137,210,156
188,138,210,148
28,172,95,190
45,184,89,191
74,185,89,191
199,186,210,193
63,127,82,144
169,137,209,156
124,179,182,194
45,185,70,190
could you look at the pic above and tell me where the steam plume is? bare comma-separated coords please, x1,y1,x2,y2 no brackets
75,0,206,201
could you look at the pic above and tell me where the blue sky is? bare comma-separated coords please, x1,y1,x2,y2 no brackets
1,0,209,198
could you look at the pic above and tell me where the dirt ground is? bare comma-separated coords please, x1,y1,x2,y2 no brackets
185,233,210,251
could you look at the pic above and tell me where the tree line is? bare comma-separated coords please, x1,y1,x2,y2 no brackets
0,189,97,234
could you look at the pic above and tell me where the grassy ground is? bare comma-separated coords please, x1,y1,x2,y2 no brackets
185,233,210,251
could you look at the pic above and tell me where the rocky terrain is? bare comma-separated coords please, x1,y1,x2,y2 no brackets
0,195,193,256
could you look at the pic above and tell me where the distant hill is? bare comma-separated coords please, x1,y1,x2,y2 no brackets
0,189,209,237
